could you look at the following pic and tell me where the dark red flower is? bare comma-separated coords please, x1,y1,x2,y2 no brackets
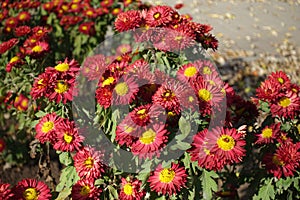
0,38,19,54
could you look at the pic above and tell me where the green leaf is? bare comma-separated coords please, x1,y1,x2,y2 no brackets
55,188,71,200
56,166,80,192
178,116,191,140
107,185,118,199
59,152,73,166
201,169,218,200
254,178,275,200
95,179,105,186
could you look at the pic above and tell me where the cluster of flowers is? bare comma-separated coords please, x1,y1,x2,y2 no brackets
2,92,29,111
41,0,144,35
115,5,218,51
254,71,300,178
30,58,79,104
0,24,51,72
34,110,189,199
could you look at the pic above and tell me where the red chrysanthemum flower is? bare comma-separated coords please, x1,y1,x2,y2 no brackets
17,11,31,23
270,91,300,119
152,79,186,114
256,79,281,102
48,77,76,104
148,162,187,196
0,181,13,200
31,26,51,40
177,62,200,83
263,142,300,179
82,54,107,81
96,86,113,108
79,21,95,36
119,177,145,200
52,58,80,75
255,123,281,145
112,76,139,105
13,93,29,111
115,10,142,32
30,72,52,100
5,17,18,28
27,41,50,58
0,38,19,54
206,127,246,166
268,71,291,90
145,5,173,27
131,124,168,159
73,146,105,180
53,119,84,152
71,179,102,200
14,25,31,37
129,104,162,127
35,113,63,144
12,179,51,200
115,115,139,147
0,138,6,153
189,129,224,171
6,55,24,72
192,76,224,115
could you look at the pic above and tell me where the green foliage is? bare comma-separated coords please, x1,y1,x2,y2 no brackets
201,169,219,200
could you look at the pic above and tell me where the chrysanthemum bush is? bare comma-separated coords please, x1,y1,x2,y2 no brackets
0,2,300,200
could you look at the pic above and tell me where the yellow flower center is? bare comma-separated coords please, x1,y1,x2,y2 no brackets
167,111,176,117
124,125,134,133
115,82,129,96
203,66,212,75
272,155,284,166
80,185,90,196
123,183,133,195
277,77,284,84
23,188,38,200
41,121,54,133
21,99,28,107
278,97,291,107
55,63,69,72
261,128,272,138
63,133,73,143
140,129,156,144
175,36,183,41
217,135,235,151
198,89,212,101
71,4,78,9
162,89,175,101
203,147,210,155
184,66,197,77
81,25,88,31
19,14,27,20
102,77,115,87
137,108,148,120
54,80,69,94
32,45,43,52
86,10,93,16
159,168,175,183
153,12,161,19
10,56,19,63
84,157,94,168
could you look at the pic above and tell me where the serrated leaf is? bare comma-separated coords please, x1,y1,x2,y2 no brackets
59,152,73,166
55,188,71,200
256,178,275,200
95,179,104,186
201,169,218,200
178,117,191,138
108,185,118,199
56,166,79,192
